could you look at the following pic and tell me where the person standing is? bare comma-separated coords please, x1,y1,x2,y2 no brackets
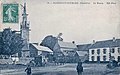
25,64,31,75
76,61,83,75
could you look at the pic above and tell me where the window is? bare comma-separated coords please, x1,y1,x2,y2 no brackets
97,56,100,61
118,56,120,62
103,56,106,61
103,49,107,54
91,50,94,54
97,49,100,54
111,48,115,53
118,48,120,54
91,56,94,61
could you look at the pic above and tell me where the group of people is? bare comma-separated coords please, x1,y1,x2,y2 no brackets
25,60,83,75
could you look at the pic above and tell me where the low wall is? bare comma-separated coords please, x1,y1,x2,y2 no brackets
0,59,13,64
17,57,34,65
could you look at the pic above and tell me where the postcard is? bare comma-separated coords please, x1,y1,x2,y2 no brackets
0,0,120,75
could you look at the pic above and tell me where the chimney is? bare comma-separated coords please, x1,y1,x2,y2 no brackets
112,37,116,42
93,40,95,44
72,41,75,44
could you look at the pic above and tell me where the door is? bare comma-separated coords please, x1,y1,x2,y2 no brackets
118,56,120,62
97,56,100,62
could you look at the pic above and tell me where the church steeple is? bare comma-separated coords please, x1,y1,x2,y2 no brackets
21,2,29,30
20,1,30,57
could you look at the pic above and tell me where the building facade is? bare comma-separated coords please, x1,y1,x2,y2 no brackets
89,38,120,62
89,48,110,62
76,44,91,62
74,51,88,62
29,43,53,62
53,41,77,63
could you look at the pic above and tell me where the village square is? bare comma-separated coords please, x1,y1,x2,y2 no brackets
0,0,120,75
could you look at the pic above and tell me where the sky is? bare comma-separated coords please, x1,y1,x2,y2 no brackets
0,0,120,44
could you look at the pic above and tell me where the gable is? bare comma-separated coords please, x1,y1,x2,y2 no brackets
76,51,88,56
29,43,38,51
53,43,61,52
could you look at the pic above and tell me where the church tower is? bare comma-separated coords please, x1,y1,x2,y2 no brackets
20,2,30,57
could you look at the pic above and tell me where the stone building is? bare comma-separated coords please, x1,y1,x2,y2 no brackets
89,38,120,62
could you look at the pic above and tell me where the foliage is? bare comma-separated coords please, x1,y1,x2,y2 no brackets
0,33,2,54
0,28,24,55
40,35,58,50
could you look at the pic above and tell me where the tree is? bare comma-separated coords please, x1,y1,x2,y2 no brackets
1,28,24,55
0,32,3,55
40,35,58,50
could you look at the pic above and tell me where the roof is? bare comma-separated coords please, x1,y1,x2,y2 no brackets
58,41,77,49
90,39,120,49
61,48,75,51
77,44,91,51
76,51,88,56
32,44,53,53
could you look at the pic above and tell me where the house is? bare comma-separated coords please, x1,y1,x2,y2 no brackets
89,38,120,62
75,44,91,62
29,43,53,63
53,41,77,63
30,43,53,56
74,51,88,62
